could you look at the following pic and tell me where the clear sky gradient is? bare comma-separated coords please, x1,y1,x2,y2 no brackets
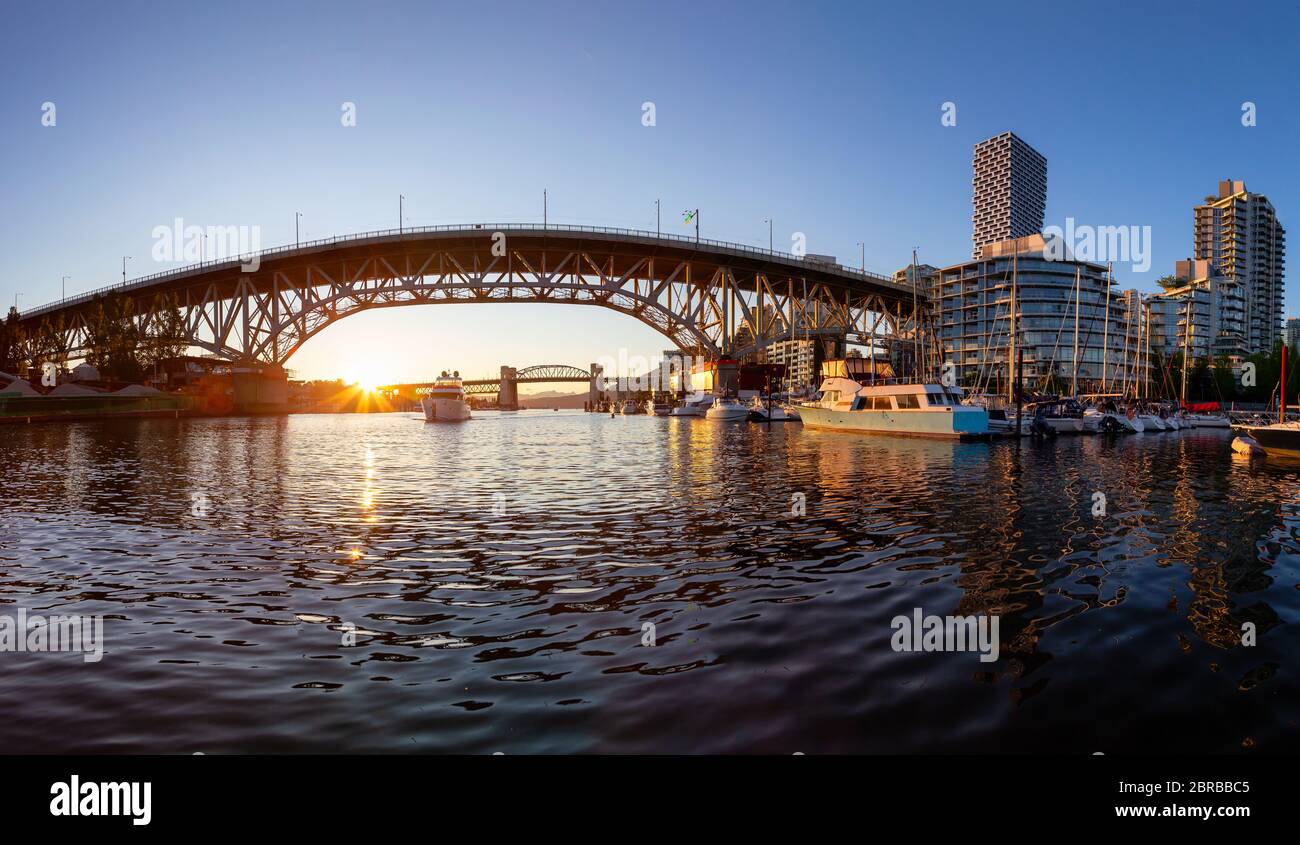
2,0,1297,386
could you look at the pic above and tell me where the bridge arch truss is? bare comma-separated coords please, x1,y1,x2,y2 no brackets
19,225,928,365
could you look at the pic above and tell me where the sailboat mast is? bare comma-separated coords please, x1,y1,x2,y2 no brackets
1101,262,1111,394
1140,298,1148,401
1121,299,1132,398
1072,266,1080,396
911,248,921,381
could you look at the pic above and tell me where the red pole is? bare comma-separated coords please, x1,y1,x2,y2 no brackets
1282,344,1287,424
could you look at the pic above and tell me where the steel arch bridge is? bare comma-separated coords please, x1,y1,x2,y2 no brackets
17,224,927,364
460,364,592,396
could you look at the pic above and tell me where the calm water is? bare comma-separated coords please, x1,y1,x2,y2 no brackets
1,411,1297,753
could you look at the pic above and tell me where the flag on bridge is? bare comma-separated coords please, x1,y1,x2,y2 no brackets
682,210,696,225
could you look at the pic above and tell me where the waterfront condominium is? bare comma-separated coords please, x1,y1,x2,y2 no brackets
1286,316,1300,349
1193,180,1286,354
971,132,1048,259
929,234,1135,394
762,338,817,388
1147,259,1246,360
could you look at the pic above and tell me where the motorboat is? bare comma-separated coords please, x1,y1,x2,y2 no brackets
619,400,640,415
705,395,752,421
645,399,671,416
420,371,471,421
797,378,988,438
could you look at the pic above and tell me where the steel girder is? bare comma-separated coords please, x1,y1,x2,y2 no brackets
21,230,923,365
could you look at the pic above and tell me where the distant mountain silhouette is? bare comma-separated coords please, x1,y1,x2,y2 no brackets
519,391,587,409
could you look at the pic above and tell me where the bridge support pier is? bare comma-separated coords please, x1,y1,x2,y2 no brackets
588,363,603,410
499,366,518,410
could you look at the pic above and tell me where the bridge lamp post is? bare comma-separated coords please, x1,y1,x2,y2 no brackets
122,256,131,285
295,212,302,248
857,242,865,272
764,218,773,252
655,199,660,236
61,275,69,304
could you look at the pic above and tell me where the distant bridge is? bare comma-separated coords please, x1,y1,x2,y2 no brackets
382,364,602,409
462,364,592,395
15,223,925,365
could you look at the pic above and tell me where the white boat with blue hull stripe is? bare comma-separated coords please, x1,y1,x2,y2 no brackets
798,378,990,439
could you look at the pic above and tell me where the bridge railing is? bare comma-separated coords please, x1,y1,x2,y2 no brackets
23,223,907,319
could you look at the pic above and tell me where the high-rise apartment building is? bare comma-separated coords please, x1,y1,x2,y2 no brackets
1193,180,1286,354
1147,259,1245,360
1286,317,1300,349
762,338,817,388
931,234,1133,392
972,132,1048,259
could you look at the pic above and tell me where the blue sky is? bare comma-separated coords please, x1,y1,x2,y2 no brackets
2,0,1297,384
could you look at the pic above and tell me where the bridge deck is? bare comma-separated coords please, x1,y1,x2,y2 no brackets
16,224,927,366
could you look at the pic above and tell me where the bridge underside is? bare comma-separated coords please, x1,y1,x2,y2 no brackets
19,228,927,365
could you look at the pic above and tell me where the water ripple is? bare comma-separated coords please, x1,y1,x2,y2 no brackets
0,413,1296,752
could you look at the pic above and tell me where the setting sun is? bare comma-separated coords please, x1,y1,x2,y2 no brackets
342,363,385,393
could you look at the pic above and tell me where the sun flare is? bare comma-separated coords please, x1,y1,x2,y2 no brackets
342,364,385,393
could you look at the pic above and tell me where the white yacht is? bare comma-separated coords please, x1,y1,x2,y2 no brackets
646,399,671,416
705,396,751,421
420,371,471,421
798,378,988,438
619,399,640,415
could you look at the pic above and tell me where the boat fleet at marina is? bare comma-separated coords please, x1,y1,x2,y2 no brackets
592,379,1239,438
972,395,1231,436
420,362,1293,461
605,391,802,423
